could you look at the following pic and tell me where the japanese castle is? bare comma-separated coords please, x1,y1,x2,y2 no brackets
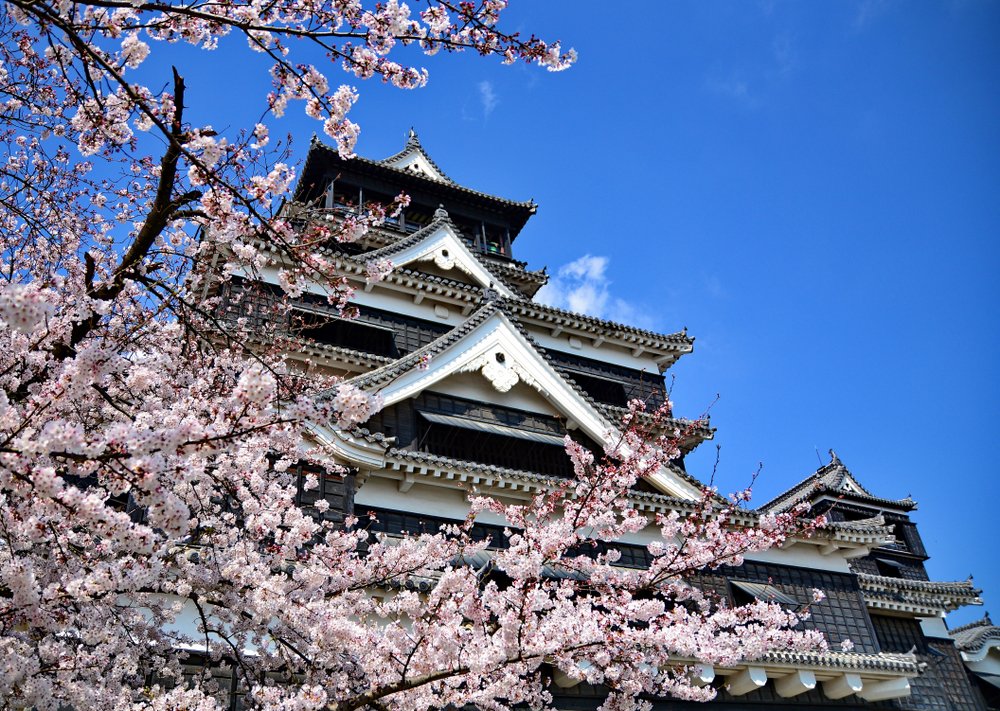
224,131,1000,710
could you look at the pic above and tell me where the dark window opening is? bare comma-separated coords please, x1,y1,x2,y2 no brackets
293,310,399,357
564,371,629,407
402,202,435,232
356,506,503,548
889,522,908,550
482,223,510,257
362,188,400,227
450,215,484,247
329,181,360,211
292,464,353,525
730,580,803,609
416,414,576,478
548,352,666,408
356,506,653,570
873,557,907,578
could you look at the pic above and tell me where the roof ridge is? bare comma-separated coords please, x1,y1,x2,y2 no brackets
856,572,982,595
950,614,994,634
506,297,692,348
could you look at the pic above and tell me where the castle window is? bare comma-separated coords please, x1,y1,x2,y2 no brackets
873,556,907,578
293,310,399,357
329,180,360,211
417,410,566,446
415,410,576,478
403,202,435,231
730,580,803,610
563,371,629,407
482,223,510,257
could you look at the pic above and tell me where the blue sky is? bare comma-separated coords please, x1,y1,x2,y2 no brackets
163,1,999,622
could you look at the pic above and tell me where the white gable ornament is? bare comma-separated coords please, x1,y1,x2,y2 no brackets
433,247,456,271
479,351,520,392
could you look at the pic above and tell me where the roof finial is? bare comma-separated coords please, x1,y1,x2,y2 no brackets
434,204,448,220
829,449,841,466
408,127,418,142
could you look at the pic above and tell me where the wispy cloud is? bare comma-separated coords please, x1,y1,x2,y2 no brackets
478,80,498,118
535,255,656,329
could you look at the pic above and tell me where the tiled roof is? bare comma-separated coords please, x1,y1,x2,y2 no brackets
949,615,1000,653
340,301,501,392
358,219,444,261
482,260,548,299
356,211,530,298
501,297,694,354
272,228,691,354
387,447,560,487
757,451,916,514
857,573,983,614
326,251,486,305
306,136,537,212
823,515,897,546
826,514,891,534
757,649,919,675
384,448,705,513
281,335,396,370
377,129,456,184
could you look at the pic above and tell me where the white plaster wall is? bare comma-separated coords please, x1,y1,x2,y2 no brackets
742,545,855,573
251,264,468,325
356,477,508,527
350,286,466,323
530,329,663,373
432,372,562,416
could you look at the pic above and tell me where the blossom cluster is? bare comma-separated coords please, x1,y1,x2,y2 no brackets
0,3,833,709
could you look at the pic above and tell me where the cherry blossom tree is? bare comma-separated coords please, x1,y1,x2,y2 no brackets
0,2,830,709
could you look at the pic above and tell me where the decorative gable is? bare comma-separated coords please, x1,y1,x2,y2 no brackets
839,473,869,496
384,152,450,183
363,215,517,298
319,305,704,501
379,129,454,184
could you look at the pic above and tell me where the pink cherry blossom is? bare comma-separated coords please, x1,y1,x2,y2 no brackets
0,3,832,708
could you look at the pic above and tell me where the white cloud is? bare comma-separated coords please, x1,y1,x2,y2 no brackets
535,255,656,329
478,80,498,118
